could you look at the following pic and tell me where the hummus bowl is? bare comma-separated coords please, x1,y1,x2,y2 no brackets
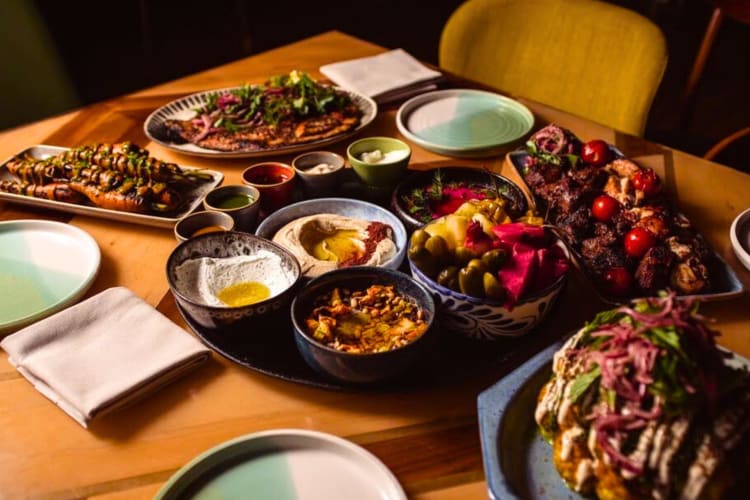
255,198,408,279
167,231,301,330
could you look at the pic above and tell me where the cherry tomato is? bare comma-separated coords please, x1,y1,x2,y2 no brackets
602,267,633,296
631,168,662,197
591,194,620,222
581,139,611,166
624,227,656,258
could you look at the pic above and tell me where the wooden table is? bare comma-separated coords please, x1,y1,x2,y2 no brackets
1,31,748,499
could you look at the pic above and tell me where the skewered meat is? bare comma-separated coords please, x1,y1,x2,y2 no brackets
635,245,674,292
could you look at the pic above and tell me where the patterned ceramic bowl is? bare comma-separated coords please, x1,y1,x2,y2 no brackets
408,251,567,340
166,231,301,330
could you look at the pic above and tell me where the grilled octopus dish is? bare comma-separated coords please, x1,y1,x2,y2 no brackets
535,293,750,499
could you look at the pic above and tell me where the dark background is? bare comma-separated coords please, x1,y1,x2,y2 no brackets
2,0,748,171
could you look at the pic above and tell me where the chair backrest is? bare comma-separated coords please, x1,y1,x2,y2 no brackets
439,0,667,136
0,0,79,130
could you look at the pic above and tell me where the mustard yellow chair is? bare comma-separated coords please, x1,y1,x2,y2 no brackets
439,0,668,136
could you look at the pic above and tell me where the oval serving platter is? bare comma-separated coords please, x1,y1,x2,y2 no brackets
0,220,100,335
505,149,745,305
156,429,407,500
174,299,545,391
396,89,534,158
145,86,377,159
0,145,224,228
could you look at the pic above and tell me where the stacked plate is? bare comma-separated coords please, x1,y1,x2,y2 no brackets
396,89,534,158
157,429,406,500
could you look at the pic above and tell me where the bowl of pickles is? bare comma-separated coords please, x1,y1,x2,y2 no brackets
406,199,570,340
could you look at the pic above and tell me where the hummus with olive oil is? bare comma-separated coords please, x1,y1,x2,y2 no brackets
272,214,396,278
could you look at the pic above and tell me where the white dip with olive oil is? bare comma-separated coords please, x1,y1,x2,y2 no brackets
173,251,291,307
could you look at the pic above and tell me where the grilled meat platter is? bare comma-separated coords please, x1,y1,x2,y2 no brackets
518,124,719,300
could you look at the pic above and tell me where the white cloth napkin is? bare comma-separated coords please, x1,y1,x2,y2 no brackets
320,49,443,104
0,287,210,428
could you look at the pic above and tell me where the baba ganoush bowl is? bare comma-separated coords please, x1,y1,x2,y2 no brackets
290,266,435,384
166,231,301,330
255,197,408,279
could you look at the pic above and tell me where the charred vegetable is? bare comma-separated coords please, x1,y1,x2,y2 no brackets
2,142,209,213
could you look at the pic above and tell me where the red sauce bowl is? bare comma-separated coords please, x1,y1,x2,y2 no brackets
241,162,296,213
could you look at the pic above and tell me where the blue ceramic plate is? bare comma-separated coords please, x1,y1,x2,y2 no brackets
477,340,750,500
156,429,406,500
0,220,100,335
506,150,745,305
396,89,534,158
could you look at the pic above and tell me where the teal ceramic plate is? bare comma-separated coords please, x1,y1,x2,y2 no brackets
477,339,750,499
156,429,407,500
0,220,100,335
396,89,534,158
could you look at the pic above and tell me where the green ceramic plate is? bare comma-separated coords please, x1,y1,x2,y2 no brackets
396,89,534,158
157,429,406,500
0,220,100,335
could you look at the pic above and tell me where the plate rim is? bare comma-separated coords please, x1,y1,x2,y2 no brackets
395,88,534,156
730,207,750,271
478,340,562,500
0,144,224,228
155,428,407,500
143,84,378,159
174,301,348,391
0,219,100,334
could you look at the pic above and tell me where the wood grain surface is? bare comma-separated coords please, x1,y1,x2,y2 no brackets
0,31,748,499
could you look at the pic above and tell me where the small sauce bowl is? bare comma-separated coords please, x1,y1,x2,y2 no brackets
203,184,261,232
347,137,411,187
292,151,345,197
242,162,296,214
174,210,235,242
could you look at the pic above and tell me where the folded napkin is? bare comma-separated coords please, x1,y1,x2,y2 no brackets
320,49,443,104
0,287,210,428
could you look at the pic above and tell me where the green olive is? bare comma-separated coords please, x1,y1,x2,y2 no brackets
409,245,440,278
458,266,485,297
408,241,425,261
410,228,430,248
466,258,488,273
483,272,506,301
481,248,509,273
453,245,476,266
424,234,450,264
437,266,460,290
